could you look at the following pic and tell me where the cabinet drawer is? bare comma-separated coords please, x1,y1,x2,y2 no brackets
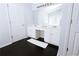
44,30,59,46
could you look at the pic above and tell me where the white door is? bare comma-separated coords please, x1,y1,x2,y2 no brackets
0,4,11,48
57,4,73,56
8,4,26,42
67,4,79,56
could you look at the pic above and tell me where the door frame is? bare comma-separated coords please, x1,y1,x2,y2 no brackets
57,3,74,56
67,3,79,56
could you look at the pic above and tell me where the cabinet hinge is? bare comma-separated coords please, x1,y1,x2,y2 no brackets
67,48,68,52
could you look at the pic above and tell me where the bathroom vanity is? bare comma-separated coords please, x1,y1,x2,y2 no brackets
27,3,63,46
27,25,60,46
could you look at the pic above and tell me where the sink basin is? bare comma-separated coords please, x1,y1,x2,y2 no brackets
35,25,48,30
34,25,58,30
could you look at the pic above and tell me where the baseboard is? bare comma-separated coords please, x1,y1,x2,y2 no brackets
0,37,28,48
0,42,12,48
12,37,28,44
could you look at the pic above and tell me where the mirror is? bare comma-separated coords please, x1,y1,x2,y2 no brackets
48,8,62,26
32,3,63,27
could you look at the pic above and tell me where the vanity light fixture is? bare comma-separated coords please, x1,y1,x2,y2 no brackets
37,3,56,8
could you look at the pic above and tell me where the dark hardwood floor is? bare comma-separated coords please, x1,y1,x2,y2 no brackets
0,37,58,56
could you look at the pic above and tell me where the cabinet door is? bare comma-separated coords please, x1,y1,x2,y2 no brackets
8,4,26,42
0,4,11,48
27,26,36,38
50,27,60,46
44,28,51,43
44,27,60,46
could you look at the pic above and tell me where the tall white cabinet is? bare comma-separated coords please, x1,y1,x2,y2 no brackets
8,4,26,42
0,4,11,48
0,4,32,48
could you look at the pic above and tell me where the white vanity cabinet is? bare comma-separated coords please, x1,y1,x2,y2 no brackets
27,26,60,46
27,26,36,38
44,26,60,46
8,4,26,42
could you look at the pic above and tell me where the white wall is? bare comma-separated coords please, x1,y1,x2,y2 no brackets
32,5,48,26
24,3,33,36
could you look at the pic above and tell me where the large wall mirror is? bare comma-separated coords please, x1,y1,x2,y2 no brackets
48,8,63,26
32,3,63,27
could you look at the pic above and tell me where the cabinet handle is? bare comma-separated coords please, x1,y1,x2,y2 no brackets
53,26,57,28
